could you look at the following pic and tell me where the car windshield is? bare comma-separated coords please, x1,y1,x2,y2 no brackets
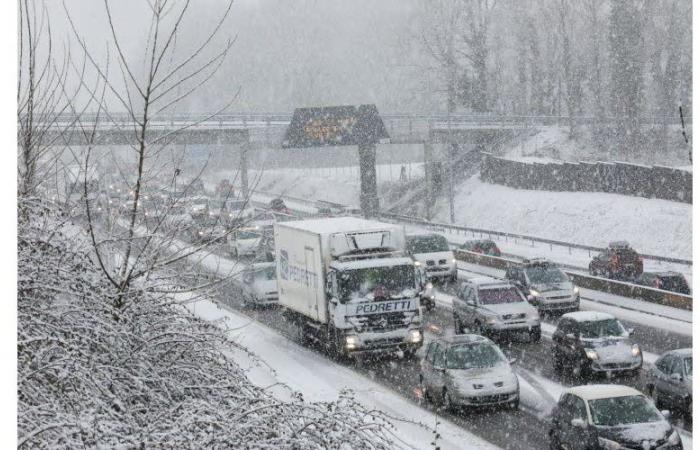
684,357,692,376
588,395,662,426
445,343,507,370
227,200,247,210
478,287,523,305
237,231,260,240
659,275,689,292
407,235,450,253
338,265,415,302
254,266,276,281
525,265,568,284
579,319,625,339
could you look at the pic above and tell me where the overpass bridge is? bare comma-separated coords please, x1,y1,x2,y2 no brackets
46,112,686,147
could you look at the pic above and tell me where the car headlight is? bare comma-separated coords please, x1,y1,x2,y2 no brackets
409,329,422,343
598,437,622,450
668,430,680,445
414,261,421,267
631,344,641,357
345,335,359,350
529,289,540,297
425,282,433,290
585,349,599,360
486,317,499,325
573,286,580,294
452,258,457,264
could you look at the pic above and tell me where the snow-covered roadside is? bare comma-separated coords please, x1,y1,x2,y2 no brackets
184,297,500,450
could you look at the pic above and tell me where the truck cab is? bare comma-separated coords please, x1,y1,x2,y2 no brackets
275,217,424,359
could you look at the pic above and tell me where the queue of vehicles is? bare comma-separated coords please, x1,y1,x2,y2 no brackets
92,183,689,447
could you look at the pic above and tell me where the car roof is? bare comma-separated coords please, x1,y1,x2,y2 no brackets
407,233,443,239
439,334,491,346
608,240,632,249
561,311,615,322
564,384,642,401
521,257,553,266
664,348,692,358
464,277,513,289
652,271,685,278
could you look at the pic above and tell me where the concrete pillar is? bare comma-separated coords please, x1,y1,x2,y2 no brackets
358,143,379,218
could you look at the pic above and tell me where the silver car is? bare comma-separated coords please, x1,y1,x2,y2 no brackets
645,348,692,417
419,334,519,410
452,277,541,342
239,262,278,307
505,259,580,314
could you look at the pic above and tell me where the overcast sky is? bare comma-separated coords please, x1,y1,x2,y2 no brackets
51,0,426,114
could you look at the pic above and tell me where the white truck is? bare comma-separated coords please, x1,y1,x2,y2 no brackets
274,217,424,358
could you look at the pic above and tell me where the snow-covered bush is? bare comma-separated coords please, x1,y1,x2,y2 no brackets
18,198,396,449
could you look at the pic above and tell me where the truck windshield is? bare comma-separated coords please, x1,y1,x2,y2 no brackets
525,266,568,284
407,235,450,253
338,265,415,302
255,266,276,281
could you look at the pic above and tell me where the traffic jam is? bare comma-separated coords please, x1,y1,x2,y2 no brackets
90,178,691,450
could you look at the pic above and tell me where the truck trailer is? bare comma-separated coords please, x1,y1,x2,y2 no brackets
274,217,424,358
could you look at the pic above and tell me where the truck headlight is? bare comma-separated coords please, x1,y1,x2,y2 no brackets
585,349,598,360
631,344,641,357
345,335,359,350
409,329,422,343
597,437,621,450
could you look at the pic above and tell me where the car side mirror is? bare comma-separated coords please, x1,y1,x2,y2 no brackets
661,410,671,420
570,418,587,429
670,373,683,382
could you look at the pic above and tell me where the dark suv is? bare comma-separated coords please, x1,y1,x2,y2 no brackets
588,241,643,280
636,272,691,295
552,312,642,378
505,258,579,314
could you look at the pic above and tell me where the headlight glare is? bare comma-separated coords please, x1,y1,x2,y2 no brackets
585,349,598,360
573,286,580,294
414,261,421,267
529,289,540,297
409,329,422,343
631,344,641,357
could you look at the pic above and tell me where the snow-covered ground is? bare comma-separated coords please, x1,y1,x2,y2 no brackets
434,175,692,260
210,163,425,207
186,297,499,450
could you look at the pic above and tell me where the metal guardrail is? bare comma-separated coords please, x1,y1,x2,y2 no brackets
454,249,693,311
378,212,692,266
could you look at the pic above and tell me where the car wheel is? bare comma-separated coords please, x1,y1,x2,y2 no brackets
508,397,520,410
420,376,431,404
453,315,463,334
450,272,458,283
443,390,456,412
650,385,661,408
548,430,562,450
474,321,486,337
553,353,563,375
530,329,542,343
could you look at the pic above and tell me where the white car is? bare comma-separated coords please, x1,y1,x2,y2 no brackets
420,334,519,410
239,262,278,306
228,228,262,258
406,233,457,281
453,277,541,342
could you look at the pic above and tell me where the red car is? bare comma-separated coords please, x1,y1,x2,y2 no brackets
459,239,501,257
588,241,643,280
